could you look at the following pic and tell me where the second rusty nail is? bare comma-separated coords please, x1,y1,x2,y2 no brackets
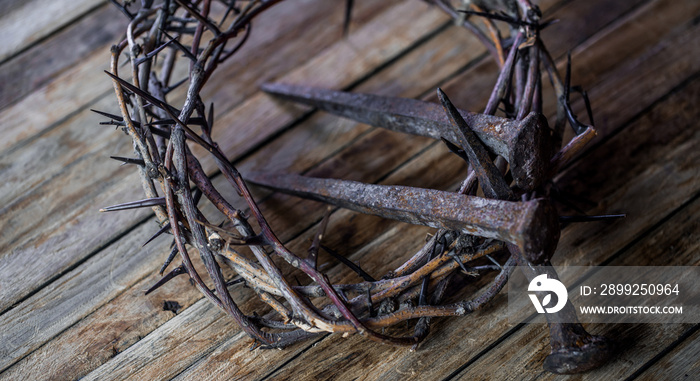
512,252,613,373
245,171,560,261
261,83,552,191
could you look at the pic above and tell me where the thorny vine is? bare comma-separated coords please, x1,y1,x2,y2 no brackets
97,0,618,373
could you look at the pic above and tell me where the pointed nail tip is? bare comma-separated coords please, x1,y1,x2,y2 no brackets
436,88,449,105
260,82,296,95
99,208,107,212
260,83,273,92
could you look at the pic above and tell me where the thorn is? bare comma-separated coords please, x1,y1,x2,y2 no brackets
207,102,214,134
164,76,189,94
147,117,206,126
539,18,559,29
159,29,198,62
148,126,171,139
100,197,166,212
450,253,470,274
226,277,245,287
440,137,469,162
564,51,572,103
104,70,181,116
366,288,375,317
219,0,239,24
134,39,174,66
321,245,376,282
173,0,222,36
110,156,145,166
308,206,332,269
145,264,187,295
160,245,179,275
109,0,134,20
458,9,537,28
485,255,502,270
571,85,595,126
193,188,203,206
143,222,172,247
91,109,124,122
343,0,354,36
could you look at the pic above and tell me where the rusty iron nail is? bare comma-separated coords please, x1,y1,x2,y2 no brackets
261,82,552,190
545,319,613,374
437,87,514,200
442,87,603,372
245,171,559,261
438,88,559,263
512,252,613,373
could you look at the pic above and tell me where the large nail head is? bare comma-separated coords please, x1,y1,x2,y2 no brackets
517,198,560,264
544,333,612,374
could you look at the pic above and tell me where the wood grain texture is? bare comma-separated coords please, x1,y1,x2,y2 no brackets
0,0,698,379
638,326,700,381
0,0,103,63
0,5,126,110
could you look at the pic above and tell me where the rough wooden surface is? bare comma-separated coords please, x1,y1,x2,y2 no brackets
0,0,698,380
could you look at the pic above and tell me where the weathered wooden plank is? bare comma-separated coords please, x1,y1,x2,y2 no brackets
638,326,700,380
0,5,125,110
0,219,173,373
0,0,103,63
455,182,700,380
0,53,113,155
0,0,443,314
0,97,150,313
249,56,700,381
